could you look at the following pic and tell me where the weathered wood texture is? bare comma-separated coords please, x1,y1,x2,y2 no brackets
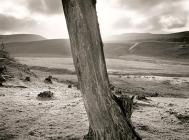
62,0,141,139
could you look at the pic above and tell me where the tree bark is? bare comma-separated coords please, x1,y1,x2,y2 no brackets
62,0,141,139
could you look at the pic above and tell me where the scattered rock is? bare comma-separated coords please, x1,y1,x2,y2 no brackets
28,131,35,136
126,76,131,78
150,92,159,97
167,109,175,115
136,95,147,100
168,103,174,107
63,80,79,89
140,87,145,90
37,91,54,99
138,124,150,131
44,76,53,84
24,76,31,82
68,84,72,88
0,94,5,96
15,85,27,89
162,80,171,85
175,114,189,124
15,120,20,123
138,125,150,131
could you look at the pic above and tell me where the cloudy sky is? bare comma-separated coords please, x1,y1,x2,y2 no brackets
0,0,188,39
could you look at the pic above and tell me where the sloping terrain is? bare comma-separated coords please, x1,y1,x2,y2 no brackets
103,43,131,58
6,40,132,58
5,39,71,57
107,31,189,43
129,42,189,59
0,57,34,80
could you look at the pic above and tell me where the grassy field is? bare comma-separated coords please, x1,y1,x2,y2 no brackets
0,55,189,140
16,56,189,98
16,55,189,76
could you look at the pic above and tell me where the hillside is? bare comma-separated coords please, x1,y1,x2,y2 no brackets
129,42,189,59
0,34,46,43
5,39,71,57
3,32,189,59
5,39,189,59
5,39,135,58
107,31,189,43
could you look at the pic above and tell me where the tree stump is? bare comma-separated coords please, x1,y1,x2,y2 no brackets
62,0,141,139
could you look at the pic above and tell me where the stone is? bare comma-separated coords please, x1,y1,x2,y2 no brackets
37,91,54,98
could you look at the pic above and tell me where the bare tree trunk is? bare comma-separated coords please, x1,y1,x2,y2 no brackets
62,0,141,139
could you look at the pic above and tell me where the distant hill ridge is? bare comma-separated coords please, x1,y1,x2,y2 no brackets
107,31,189,43
0,34,46,43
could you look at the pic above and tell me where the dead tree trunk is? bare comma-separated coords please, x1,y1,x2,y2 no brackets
62,0,141,139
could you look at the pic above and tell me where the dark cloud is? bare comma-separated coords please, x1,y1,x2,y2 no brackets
0,14,36,32
112,0,188,32
155,7,188,30
26,0,63,15
113,13,187,32
166,21,187,29
160,16,188,29
144,14,187,31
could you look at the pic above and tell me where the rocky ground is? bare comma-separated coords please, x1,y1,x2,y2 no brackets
0,57,189,140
